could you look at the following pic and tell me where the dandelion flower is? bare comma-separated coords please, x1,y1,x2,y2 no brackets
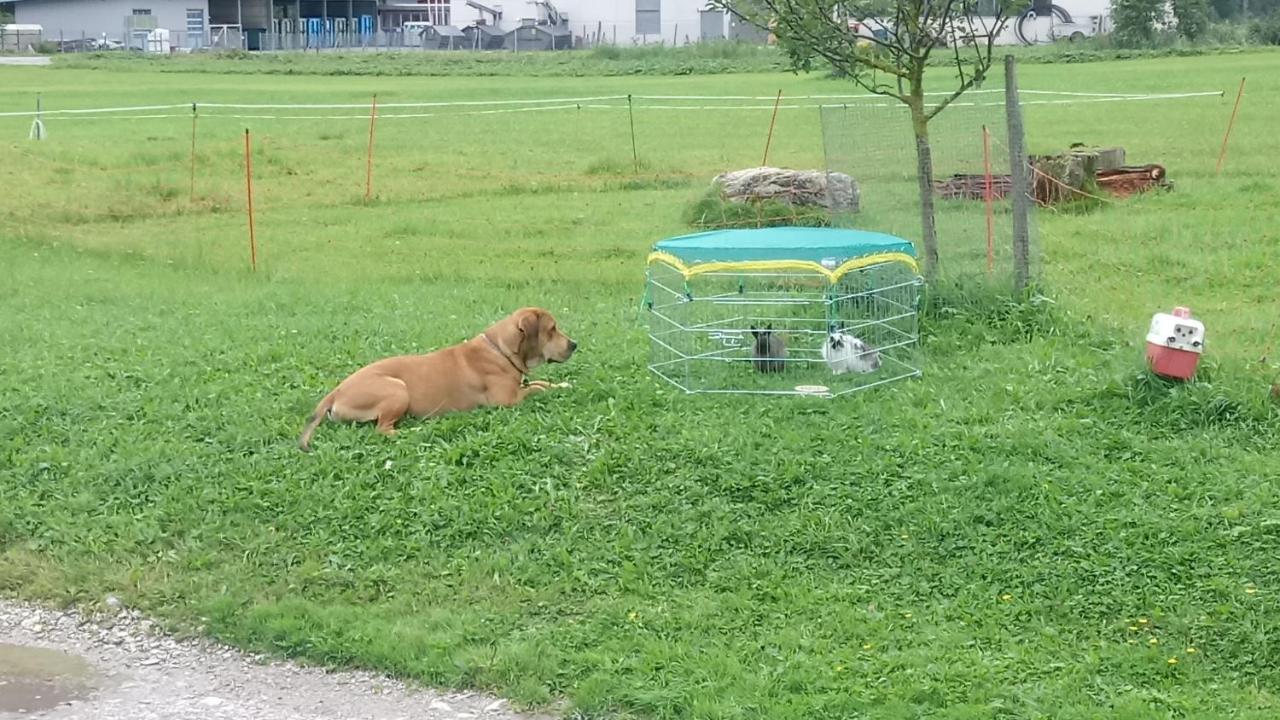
1128,626,1139,631
834,664,846,673
1138,618,1148,625
1000,594,1013,602
1148,637,1159,645
1168,657,1179,665
1186,647,1197,654
627,611,639,622
1245,586,1258,595
862,643,873,651
902,612,913,619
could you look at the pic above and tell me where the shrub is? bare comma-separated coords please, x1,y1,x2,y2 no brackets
683,185,830,230
1172,0,1211,40
1202,21,1251,45
1112,0,1167,46
1249,10,1280,45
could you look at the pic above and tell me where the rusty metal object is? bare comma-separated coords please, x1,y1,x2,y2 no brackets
934,157,1172,206
1096,164,1171,198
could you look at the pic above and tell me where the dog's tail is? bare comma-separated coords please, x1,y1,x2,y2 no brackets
298,390,337,452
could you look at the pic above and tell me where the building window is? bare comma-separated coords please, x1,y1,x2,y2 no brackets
187,8,205,45
413,0,450,26
128,8,158,31
636,0,660,35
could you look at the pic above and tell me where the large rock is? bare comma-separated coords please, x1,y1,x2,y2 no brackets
713,167,860,213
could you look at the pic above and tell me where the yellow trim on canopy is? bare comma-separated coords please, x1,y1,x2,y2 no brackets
646,250,920,284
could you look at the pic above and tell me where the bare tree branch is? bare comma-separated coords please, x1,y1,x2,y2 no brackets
768,1,911,79
724,0,910,79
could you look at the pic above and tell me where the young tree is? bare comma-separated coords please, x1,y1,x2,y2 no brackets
1112,0,1166,45
710,0,1015,280
1172,0,1210,39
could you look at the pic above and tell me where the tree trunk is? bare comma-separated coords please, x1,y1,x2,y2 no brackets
909,102,939,281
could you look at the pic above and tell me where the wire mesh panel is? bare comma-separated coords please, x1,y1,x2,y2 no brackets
820,96,1041,286
646,257,922,397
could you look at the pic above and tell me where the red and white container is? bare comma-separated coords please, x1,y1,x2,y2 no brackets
1145,306,1205,381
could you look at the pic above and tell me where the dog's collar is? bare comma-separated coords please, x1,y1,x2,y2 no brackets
481,332,529,377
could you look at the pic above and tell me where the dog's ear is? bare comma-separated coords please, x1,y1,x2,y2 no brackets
491,308,535,356
518,308,541,335
515,308,543,353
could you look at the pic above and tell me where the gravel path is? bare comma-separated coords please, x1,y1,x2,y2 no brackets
0,598,556,720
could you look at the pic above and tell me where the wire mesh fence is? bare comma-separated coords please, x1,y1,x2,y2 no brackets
820,91,1039,289
646,258,922,397
0,88,1228,279
29,16,755,55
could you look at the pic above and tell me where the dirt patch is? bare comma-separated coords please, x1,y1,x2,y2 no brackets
0,599,556,720
0,643,97,713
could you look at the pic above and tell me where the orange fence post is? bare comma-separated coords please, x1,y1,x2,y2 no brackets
982,125,995,275
189,103,198,204
244,129,258,272
762,89,783,166
365,94,378,201
1216,77,1245,175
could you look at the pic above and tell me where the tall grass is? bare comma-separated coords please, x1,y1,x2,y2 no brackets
1,54,1279,719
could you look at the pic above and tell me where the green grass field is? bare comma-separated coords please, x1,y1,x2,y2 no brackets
2,51,1279,719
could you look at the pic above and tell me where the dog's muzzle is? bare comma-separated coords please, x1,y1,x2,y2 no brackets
551,339,577,362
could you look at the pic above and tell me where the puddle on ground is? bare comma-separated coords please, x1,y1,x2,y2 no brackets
0,643,97,713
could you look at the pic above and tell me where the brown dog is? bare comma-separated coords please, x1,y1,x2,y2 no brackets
298,307,576,451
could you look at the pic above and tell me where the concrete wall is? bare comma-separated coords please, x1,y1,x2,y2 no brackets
15,0,208,42
544,0,723,44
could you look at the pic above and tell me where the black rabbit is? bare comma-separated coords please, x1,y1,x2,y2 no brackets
750,325,787,374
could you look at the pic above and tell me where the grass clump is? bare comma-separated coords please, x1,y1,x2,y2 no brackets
1250,11,1280,45
683,183,831,230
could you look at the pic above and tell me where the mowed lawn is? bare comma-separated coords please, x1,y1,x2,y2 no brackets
1,52,1278,719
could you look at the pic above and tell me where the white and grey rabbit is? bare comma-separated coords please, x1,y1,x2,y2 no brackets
750,325,787,374
822,330,881,374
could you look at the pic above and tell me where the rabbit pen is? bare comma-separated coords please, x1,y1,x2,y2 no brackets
644,228,923,397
